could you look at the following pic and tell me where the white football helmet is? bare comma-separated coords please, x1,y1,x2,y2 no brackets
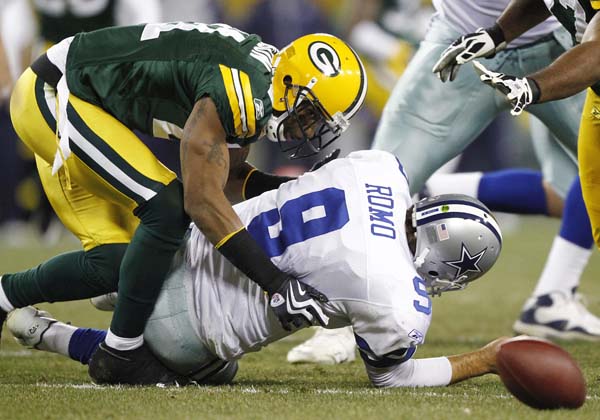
412,194,502,296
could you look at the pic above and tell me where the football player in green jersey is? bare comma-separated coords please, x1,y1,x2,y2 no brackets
3,22,367,385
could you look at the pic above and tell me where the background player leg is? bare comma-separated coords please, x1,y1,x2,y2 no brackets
426,171,600,340
0,156,132,337
287,326,356,364
513,178,600,340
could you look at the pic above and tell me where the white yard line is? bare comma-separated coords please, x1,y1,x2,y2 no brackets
0,383,596,400
0,350,34,357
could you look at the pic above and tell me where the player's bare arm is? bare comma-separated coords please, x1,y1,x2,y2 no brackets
432,0,550,81
528,12,600,102
224,147,296,204
474,9,600,112
447,336,511,384
366,333,585,408
181,98,329,331
496,0,551,43
224,146,253,204
365,337,511,388
181,97,245,244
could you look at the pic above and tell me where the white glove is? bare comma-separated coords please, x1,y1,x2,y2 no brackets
432,27,507,82
473,61,540,116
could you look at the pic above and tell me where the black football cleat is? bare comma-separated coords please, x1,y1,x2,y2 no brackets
0,308,6,345
88,341,189,386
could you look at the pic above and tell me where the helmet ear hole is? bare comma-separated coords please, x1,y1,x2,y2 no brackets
283,75,293,85
428,270,439,277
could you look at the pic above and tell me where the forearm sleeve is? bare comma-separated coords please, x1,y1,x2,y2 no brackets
216,228,287,294
366,357,452,388
243,169,295,200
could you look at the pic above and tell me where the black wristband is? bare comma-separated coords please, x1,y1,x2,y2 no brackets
244,170,295,200
217,228,287,294
486,23,506,47
526,77,541,104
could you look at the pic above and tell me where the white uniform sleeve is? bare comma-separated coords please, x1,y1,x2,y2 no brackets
115,0,162,25
350,275,432,367
1,0,36,81
365,356,452,388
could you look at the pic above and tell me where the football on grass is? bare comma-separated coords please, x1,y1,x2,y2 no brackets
496,338,586,409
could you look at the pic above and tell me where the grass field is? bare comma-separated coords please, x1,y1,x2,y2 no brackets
0,217,599,420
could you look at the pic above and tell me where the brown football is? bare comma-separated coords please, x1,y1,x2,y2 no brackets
496,338,586,409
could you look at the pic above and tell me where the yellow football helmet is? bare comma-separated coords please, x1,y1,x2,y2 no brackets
266,33,367,158
592,0,600,9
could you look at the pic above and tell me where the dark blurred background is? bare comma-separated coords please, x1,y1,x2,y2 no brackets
0,0,536,248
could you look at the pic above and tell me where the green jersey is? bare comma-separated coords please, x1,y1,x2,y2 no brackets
544,0,600,92
545,0,596,43
65,22,276,146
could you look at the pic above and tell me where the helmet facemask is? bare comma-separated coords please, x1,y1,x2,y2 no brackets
412,229,473,297
267,78,349,159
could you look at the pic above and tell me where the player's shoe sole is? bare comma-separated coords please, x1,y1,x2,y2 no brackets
513,320,600,342
513,292,600,342
0,308,6,345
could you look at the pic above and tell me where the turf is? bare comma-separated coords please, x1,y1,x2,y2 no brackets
1,217,599,419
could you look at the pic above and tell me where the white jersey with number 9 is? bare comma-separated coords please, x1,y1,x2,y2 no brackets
185,150,432,363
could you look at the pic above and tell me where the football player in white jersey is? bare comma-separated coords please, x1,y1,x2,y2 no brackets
6,150,506,387
373,0,600,341
428,0,600,342
288,0,600,366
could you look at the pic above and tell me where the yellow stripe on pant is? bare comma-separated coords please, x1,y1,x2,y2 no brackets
578,88,600,248
10,67,176,250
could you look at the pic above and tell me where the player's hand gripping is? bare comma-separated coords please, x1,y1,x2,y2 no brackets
479,336,514,374
432,27,507,82
269,277,330,331
472,61,540,116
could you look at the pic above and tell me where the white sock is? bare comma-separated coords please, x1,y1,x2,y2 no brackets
0,276,15,313
425,172,483,197
38,321,77,357
532,236,592,297
105,329,143,351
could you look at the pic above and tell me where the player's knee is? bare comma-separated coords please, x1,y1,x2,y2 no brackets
192,361,238,385
135,180,190,237
85,243,128,291
190,360,238,385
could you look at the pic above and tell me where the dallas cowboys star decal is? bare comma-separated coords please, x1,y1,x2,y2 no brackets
444,243,487,278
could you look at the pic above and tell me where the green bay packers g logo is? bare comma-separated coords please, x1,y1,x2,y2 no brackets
308,41,341,77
